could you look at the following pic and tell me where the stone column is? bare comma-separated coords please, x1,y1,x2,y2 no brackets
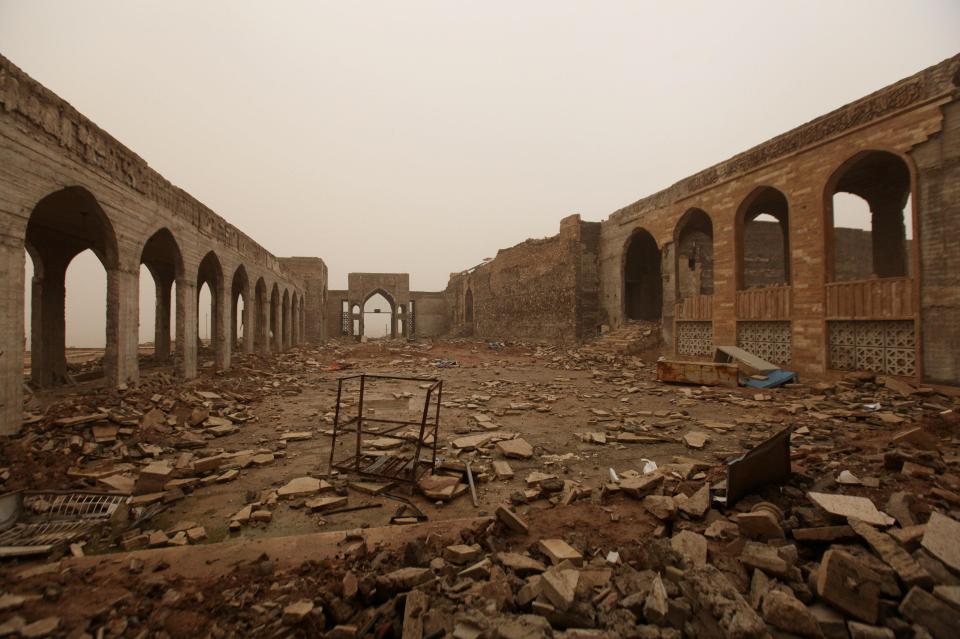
273,298,283,352
0,235,25,435
215,284,231,370
105,266,140,387
177,278,197,378
242,294,254,353
153,274,172,361
31,258,67,386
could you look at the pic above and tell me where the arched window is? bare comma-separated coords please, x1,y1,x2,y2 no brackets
674,209,714,299
826,151,912,281
737,187,790,289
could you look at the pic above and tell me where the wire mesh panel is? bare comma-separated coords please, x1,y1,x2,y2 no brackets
328,374,441,488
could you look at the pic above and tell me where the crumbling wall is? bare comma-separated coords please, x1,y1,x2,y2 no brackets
445,214,598,343
410,292,449,337
278,257,328,342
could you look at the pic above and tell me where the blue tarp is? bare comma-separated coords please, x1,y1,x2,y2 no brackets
744,369,796,388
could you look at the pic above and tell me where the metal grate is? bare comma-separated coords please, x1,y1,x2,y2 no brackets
0,491,128,557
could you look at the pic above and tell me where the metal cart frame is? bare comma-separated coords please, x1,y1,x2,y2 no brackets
327,374,442,489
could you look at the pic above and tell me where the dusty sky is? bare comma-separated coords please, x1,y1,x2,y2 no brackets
3,1,957,346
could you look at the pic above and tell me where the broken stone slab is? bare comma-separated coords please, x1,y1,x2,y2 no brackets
899,586,954,639
492,461,515,479
20,617,60,639
306,495,349,512
643,572,670,626
816,548,882,624
846,621,894,639
921,511,960,573
761,589,823,639
459,557,492,580
538,539,583,566
383,567,433,590
682,565,767,638
402,589,429,639
135,461,174,494
736,511,785,540
682,431,709,449
496,552,546,575
277,476,330,498
418,474,460,501
676,484,710,519
281,431,313,441
495,506,529,534
643,495,677,521
808,492,895,527
740,541,790,577
542,568,579,611
283,600,314,625
451,433,493,451
671,530,708,567
619,472,663,499
496,438,534,459
847,518,932,588
444,544,483,565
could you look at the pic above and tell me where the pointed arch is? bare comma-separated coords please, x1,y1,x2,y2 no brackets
254,277,269,353
736,186,790,289
25,186,120,387
231,265,251,353
140,228,183,362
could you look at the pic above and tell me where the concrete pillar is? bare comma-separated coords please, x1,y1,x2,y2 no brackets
153,273,172,361
215,284,231,370
177,278,197,378
31,258,67,386
242,294,254,353
272,298,282,352
105,266,140,387
0,235,25,435
257,294,270,355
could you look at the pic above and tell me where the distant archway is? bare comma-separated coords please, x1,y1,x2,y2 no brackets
254,277,268,353
362,290,395,339
196,252,224,366
270,283,281,351
623,229,662,321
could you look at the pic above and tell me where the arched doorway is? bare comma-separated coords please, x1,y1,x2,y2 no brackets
362,291,394,339
24,187,119,387
270,284,281,351
623,229,662,321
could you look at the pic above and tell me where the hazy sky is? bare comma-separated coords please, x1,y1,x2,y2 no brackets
3,1,957,346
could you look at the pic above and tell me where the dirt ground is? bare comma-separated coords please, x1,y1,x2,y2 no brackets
123,339,771,545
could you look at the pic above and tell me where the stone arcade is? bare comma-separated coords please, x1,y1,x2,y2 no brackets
2,53,959,438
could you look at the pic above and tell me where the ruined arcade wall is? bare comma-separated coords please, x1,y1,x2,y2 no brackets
597,54,959,382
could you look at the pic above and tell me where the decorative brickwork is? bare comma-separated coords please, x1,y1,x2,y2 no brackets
676,321,713,356
828,320,915,376
737,321,792,365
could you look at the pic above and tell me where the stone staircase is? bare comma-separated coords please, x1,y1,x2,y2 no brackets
578,321,662,358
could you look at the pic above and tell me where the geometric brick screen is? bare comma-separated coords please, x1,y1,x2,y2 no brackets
737,321,792,365
676,321,713,356
828,320,916,377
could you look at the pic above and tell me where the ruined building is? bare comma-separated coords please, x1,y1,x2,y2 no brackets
2,53,959,437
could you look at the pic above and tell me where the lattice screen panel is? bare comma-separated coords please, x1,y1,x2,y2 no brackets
676,321,713,356
828,320,915,377
737,321,791,365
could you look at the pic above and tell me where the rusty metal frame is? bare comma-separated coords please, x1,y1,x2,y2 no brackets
327,374,441,490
